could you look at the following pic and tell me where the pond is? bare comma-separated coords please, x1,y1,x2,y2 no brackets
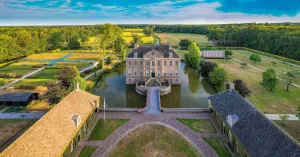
93,62,217,108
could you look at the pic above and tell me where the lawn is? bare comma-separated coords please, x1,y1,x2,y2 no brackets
123,28,143,32
210,59,300,114
67,52,105,61
232,50,300,85
29,67,61,79
108,125,202,157
0,119,36,150
25,53,69,61
274,120,300,143
156,33,210,46
203,137,231,157
88,119,129,141
79,146,97,157
0,106,5,111
0,62,45,77
122,36,155,44
177,119,216,133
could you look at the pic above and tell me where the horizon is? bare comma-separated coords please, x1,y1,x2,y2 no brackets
1,0,300,26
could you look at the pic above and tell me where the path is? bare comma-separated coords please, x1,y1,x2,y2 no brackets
233,58,300,88
265,114,299,120
84,61,121,80
0,67,45,90
0,112,45,119
144,87,161,114
74,112,220,157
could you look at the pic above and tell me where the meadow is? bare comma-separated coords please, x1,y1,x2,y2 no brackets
156,33,210,46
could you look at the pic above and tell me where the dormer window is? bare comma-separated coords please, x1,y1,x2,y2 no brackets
169,52,173,58
71,115,81,127
134,52,138,58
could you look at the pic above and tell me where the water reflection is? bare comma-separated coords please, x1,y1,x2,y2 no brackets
93,62,216,108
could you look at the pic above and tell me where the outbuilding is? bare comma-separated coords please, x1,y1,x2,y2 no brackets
0,93,39,106
202,50,225,59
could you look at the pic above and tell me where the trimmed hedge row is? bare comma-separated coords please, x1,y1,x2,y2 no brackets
201,46,300,66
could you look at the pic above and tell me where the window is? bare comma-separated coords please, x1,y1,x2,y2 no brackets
140,70,143,75
128,61,131,66
235,140,239,152
158,61,161,66
84,123,87,132
152,61,155,66
170,61,172,66
175,69,179,75
229,130,232,142
134,61,137,66
134,69,137,76
71,140,74,152
176,79,178,82
169,52,173,58
176,61,179,65
164,70,166,76
128,69,132,75
147,62,149,67
169,70,172,76
157,70,161,76
164,61,166,66
78,133,81,142
146,70,149,76
140,61,143,65
134,52,138,58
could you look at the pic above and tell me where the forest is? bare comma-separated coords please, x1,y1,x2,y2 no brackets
1,23,300,62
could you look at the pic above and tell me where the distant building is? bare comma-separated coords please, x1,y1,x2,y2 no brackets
202,50,225,59
126,44,181,85
0,93,39,106
208,90,300,157
1,86,100,157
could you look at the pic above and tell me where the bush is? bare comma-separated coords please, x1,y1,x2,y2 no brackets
15,85,36,90
249,54,262,63
106,56,112,65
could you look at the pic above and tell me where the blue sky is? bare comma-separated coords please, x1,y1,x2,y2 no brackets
0,0,300,25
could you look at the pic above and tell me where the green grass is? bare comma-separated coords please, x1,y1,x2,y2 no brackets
108,124,202,157
0,106,5,111
210,59,300,114
3,106,23,113
203,137,231,157
156,33,210,46
0,119,26,128
29,67,61,79
274,120,300,143
177,119,216,133
78,146,97,157
88,119,129,141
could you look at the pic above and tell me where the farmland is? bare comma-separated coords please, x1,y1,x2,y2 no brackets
156,33,210,46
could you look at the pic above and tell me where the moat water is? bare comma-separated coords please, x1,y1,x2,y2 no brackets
93,62,217,108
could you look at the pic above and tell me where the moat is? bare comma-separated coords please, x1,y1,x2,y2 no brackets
93,62,217,108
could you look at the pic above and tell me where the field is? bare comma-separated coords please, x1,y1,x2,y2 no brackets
156,33,210,46
177,119,216,133
209,50,300,114
203,137,230,157
0,119,36,151
108,125,202,157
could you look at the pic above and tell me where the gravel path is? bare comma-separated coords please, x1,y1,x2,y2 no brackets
75,112,219,157
265,114,299,120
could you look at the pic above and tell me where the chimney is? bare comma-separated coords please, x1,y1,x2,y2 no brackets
226,114,239,128
74,82,80,91
71,115,81,127
135,44,139,48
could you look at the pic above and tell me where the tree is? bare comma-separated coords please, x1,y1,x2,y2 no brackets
296,106,300,120
106,56,112,65
48,32,63,49
279,114,289,126
131,34,142,47
68,38,81,49
186,42,201,70
114,37,126,54
209,67,228,91
57,66,80,88
143,26,154,36
262,67,279,91
249,54,262,63
200,61,218,78
178,39,191,50
233,79,252,98
46,81,68,104
280,71,297,91
68,76,86,91
225,50,233,57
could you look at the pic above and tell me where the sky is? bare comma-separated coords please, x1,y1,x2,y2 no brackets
0,0,300,26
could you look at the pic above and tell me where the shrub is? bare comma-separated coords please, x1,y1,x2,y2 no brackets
249,54,262,63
